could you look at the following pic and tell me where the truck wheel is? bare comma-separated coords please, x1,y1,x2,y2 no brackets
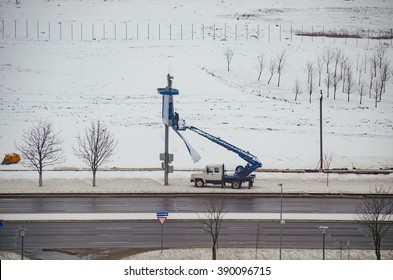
235,165,243,173
195,179,204,188
231,181,241,189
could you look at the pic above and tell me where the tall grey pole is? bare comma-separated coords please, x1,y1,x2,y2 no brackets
319,90,323,171
164,123,169,186
279,184,283,260
322,231,325,260
319,225,328,260
161,224,164,253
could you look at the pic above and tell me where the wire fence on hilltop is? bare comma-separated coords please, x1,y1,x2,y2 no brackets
1,19,392,47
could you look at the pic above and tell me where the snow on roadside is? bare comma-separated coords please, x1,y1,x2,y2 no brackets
122,248,393,260
0,171,391,194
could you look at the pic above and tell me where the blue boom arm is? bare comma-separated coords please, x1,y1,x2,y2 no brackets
185,126,262,177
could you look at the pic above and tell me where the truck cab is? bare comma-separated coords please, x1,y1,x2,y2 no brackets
191,164,224,188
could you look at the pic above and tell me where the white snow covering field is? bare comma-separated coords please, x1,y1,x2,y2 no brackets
2,0,393,265
0,0,392,173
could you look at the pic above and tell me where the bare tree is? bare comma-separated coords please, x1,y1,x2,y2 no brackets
316,54,323,86
332,49,341,94
358,58,363,86
16,120,65,187
305,61,314,84
368,66,374,98
340,55,348,93
376,45,387,69
323,48,334,74
356,187,393,260
370,51,378,78
378,59,391,100
276,50,287,87
293,79,302,101
267,58,276,84
346,63,355,102
355,52,360,71
363,51,368,74
373,79,381,108
200,199,227,260
257,53,265,81
323,152,333,186
332,70,342,100
74,120,118,187
307,65,315,103
224,47,234,72
359,80,367,105
324,72,332,98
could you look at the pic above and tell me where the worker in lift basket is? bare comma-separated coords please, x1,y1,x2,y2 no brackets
173,112,179,129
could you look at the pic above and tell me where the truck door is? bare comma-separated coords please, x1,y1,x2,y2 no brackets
205,166,217,182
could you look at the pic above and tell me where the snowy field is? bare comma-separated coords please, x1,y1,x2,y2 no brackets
1,248,392,260
0,0,392,172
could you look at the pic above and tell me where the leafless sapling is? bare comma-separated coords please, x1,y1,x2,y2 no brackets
378,59,391,100
293,79,302,101
316,53,323,87
276,50,287,87
330,50,341,100
356,187,393,260
376,45,387,69
346,63,355,102
359,80,367,105
307,65,315,103
363,51,368,74
200,199,227,260
340,55,348,93
74,120,118,187
332,69,342,100
324,72,332,98
323,152,333,186
323,47,334,74
373,79,381,108
305,61,314,84
370,51,378,78
224,47,234,72
257,53,265,81
16,120,65,187
267,58,276,85
368,66,374,98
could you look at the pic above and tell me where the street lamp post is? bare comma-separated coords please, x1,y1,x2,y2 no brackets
319,225,328,260
278,183,285,260
18,227,27,260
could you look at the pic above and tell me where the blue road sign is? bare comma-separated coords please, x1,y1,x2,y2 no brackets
0,219,4,230
156,212,168,217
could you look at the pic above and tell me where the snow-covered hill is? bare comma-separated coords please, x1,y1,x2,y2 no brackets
0,0,392,171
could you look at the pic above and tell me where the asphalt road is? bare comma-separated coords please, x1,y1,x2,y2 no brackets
1,221,392,254
0,196,367,214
